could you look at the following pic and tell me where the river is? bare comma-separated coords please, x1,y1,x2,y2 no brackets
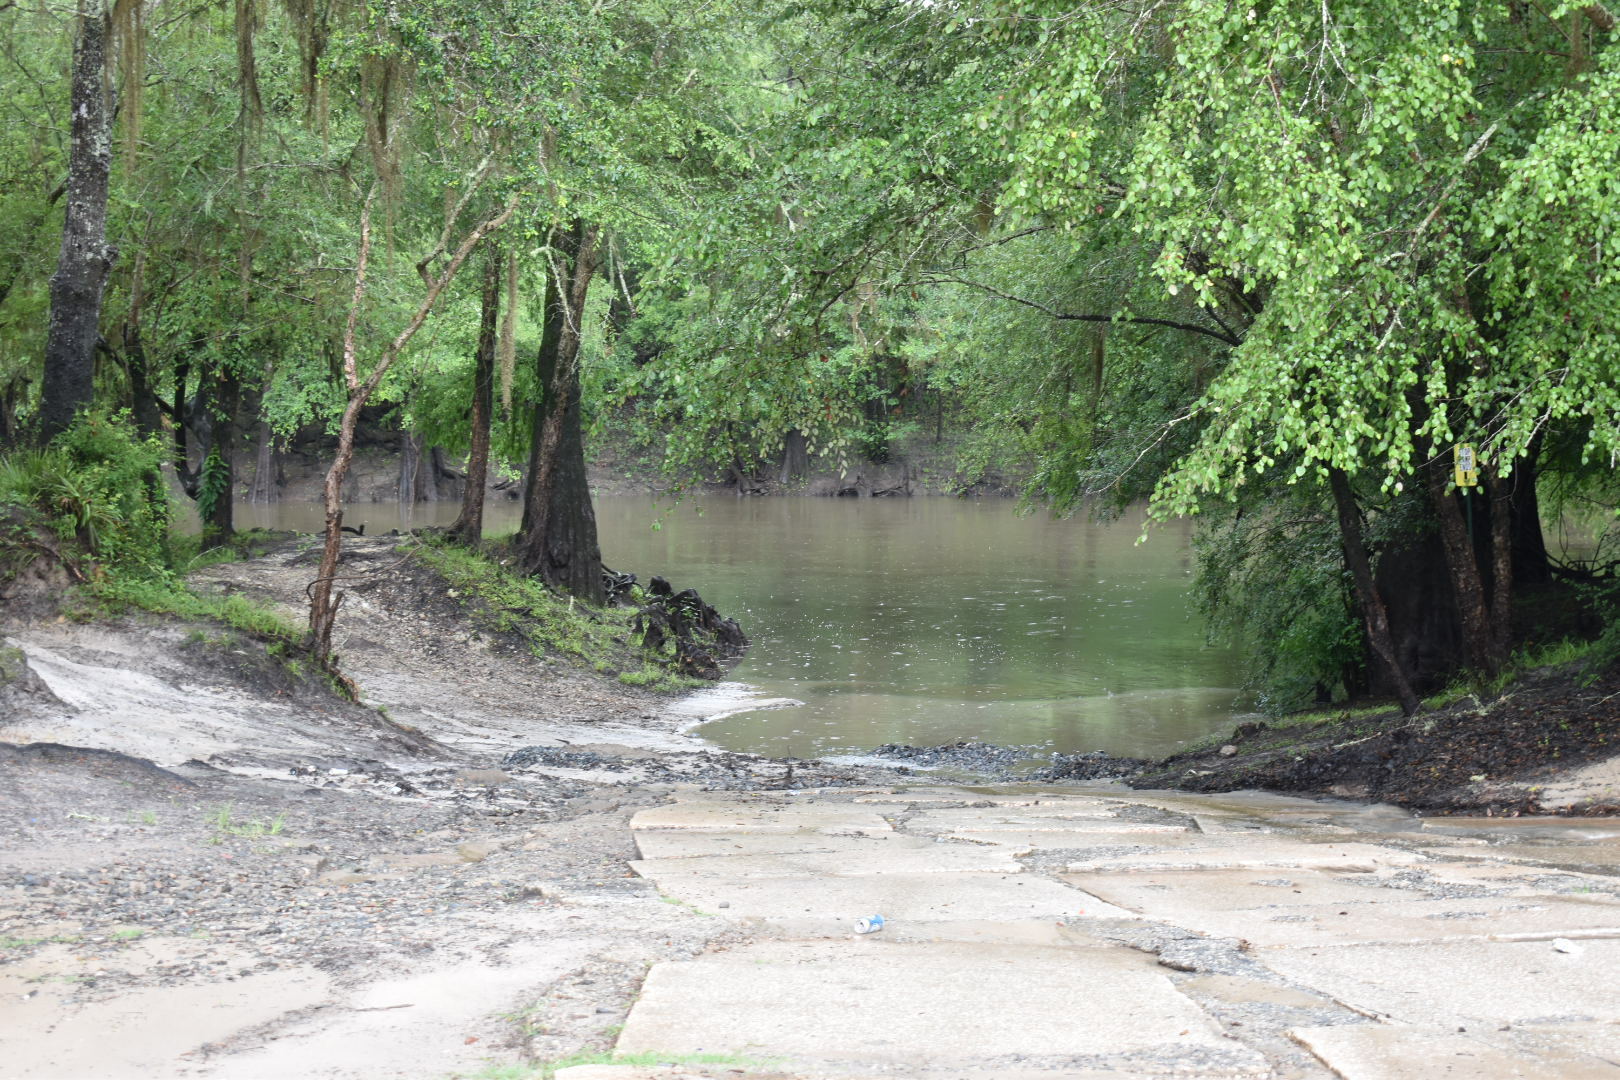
237,495,1245,761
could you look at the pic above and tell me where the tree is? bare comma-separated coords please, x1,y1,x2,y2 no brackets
307,185,515,659
971,0,1619,686
447,242,504,545
515,220,604,599
39,2,115,444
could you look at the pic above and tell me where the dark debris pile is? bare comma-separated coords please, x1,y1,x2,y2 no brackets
632,575,749,680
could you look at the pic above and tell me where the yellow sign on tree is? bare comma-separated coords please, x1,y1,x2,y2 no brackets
1454,444,1479,489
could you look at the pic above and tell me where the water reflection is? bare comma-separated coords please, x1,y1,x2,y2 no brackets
236,496,1244,758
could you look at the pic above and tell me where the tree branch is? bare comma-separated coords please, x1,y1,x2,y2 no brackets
364,195,518,399
1584,3,1615,32
961,225,1054,254
414,156,494,286
341,184,378,393
919,276,1243,346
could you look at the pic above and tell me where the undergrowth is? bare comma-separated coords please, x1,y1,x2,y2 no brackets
413,537,702,692
1,413,318,669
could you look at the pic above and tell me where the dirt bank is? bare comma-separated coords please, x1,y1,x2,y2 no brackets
243,419,1022,506
879,666,1620,816
1121,665,1620,814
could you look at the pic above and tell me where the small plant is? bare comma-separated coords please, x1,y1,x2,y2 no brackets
194,449,231,530
617,668,661,687
207,804,287,841
450,1065,542,1080
538,1051,767,1077
657,895,714,916
0,933,81,949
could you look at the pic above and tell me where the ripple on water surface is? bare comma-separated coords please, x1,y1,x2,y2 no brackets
590,497,1245,761
241,495,1247,760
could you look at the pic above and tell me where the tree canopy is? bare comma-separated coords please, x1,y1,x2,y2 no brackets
3,0,1616,703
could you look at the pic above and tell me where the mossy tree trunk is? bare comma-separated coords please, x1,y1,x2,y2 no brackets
40,3,115,444
449,241,500,546
515,219,604,604
1329,467,1421,716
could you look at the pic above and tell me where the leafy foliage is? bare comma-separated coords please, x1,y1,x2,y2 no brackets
0,414,303,646
0,413,171,579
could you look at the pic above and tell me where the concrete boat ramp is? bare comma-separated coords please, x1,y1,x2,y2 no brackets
580,784,1620,1080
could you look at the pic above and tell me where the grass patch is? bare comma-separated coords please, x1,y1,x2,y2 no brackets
85,576,304,645
1217,636,1612,753
414,537,700,690
170,527,292,574
657,894,714,916
450,1066,540,1080
207,804,286,841
0,934,81,950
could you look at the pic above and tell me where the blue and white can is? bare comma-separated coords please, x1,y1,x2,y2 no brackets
853,915,885,934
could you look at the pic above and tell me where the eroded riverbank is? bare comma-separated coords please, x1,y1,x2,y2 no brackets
0,535,890,1078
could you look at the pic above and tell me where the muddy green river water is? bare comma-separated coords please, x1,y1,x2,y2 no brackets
239,496,1246,760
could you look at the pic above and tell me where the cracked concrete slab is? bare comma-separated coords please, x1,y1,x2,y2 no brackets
1261,938,1620,1028
943,827,1191,852
1066,840,1423,873
628,869,1134,922
1063,869,1620,946
1169,894,1620,948
1290,1022,1620,1079
629,802,893,834
902,806,1135,834
851,790,1061,806
737,915,1116,948
1064,867,1426,911
633,828,979,861
1177,974,1336,1009
611,789,1620,1079
1415,842,1620,872
615,939,1261,1070
628,840,1026,878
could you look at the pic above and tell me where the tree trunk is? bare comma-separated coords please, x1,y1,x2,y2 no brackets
308,189,516,661
1509,442,1551,586
778,429,808,485
250,418,276,503
310,392,364,658
515,220,604,603
0,380,20,449
200,367,239,544
1329,468,1421,716
123,253,162,439
1425,450,1502,675
124,321,163,439
171,359,190,472
40,6,115,444
449,243,500,545
429,447,453,500
399,428,421,504
1487,467,1515,666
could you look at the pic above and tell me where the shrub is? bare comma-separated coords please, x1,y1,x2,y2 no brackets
0,412,172,581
